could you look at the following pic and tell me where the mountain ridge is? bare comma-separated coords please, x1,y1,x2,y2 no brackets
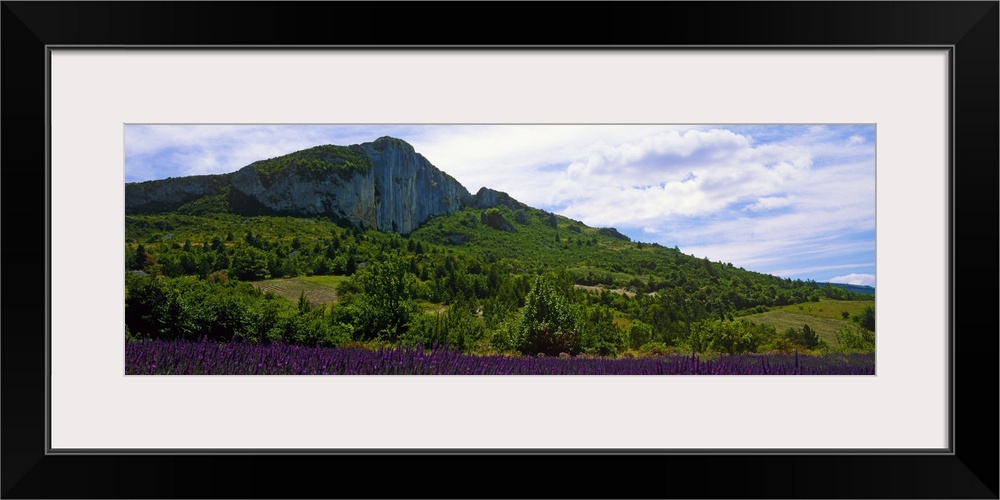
126,136,524,235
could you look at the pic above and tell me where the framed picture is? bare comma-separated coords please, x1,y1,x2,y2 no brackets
4,2,996,498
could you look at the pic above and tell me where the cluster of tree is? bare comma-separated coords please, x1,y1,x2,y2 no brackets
126,255,876,357
835,324,876,351
333,262,619,355
125,211,875,357
248,144,371,187
125,271,352,347
127,228,373,280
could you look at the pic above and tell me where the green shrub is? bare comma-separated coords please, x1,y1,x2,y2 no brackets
628,320,654,349
579,306,627,356
487,314,523,354
693,318,776,355
517,275,581,356
638,341,685,357
835,325,875,352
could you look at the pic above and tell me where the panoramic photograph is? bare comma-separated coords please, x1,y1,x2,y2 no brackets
124,124,876,375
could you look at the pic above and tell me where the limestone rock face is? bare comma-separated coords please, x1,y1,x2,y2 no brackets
225,146,364,224
468,187,525,211
363,137,471,234
226,137,471,234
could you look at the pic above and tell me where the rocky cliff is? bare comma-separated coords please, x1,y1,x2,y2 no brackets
468,187,526,211
125,137,525,235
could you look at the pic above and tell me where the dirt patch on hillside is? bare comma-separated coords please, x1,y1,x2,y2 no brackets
255,278,339,306
573,284,637,297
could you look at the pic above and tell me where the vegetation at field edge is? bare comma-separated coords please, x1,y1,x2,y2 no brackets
124,209,875,370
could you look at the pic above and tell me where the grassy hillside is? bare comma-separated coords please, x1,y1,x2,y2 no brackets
409,204,844,303
742,311,848,348
771,298,874,321
125,208,875,358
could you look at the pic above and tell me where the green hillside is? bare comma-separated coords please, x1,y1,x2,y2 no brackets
248,144,372,186
125,206,874,358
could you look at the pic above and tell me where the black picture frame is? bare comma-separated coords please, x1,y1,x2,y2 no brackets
3,2,996,498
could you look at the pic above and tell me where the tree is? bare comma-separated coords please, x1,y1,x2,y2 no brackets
518,275,581,356
580,306,627,356
297,291,312,313
854,305,875,332
800,324,821,349
132,244,148,270
230,244,270,280
354,255,417,341
628,320,654,349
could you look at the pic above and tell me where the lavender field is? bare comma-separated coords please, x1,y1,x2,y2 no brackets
126,339,875,375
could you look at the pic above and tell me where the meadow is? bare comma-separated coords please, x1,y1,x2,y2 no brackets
254,275,348,311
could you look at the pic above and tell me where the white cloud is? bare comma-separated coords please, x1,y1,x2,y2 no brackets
829,273,876,286
744,196,795,212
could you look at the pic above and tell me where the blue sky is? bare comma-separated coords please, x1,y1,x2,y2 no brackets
125,124,876,286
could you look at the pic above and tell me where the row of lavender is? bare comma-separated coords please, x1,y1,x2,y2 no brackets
126,339,875,375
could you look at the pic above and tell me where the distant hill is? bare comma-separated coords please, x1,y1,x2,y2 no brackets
823,282,875,295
